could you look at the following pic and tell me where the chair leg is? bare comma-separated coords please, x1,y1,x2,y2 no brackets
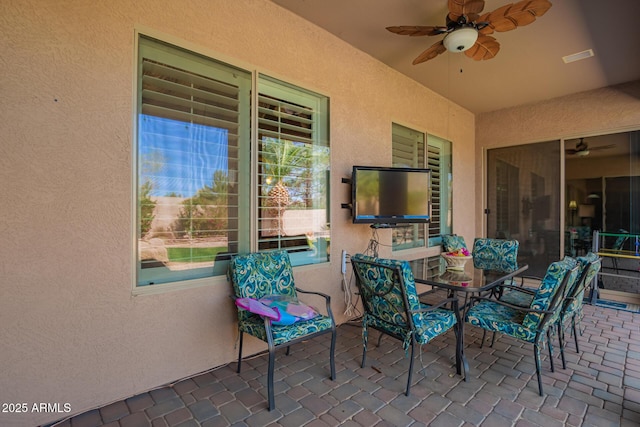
361,324,368,368
237,331,244,373
547,329,554,370
329,328,337,380
267,344,276,411
286,345,291,356
534,342,544,396
361,335,367,369
557,322,567,370
361,346,367,368
406,339,416,396
490,331,497,348
455,320,468,381
481,329,487,348
572,315,580,353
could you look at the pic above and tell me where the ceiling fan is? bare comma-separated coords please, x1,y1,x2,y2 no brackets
565,138,616,157
386,0,552,64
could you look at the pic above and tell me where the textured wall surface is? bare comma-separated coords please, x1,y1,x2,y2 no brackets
0,0,475,425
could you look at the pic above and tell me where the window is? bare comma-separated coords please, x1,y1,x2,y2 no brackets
426,134,452,245
391,124,451,251
136,36,329,288
257,76,330,267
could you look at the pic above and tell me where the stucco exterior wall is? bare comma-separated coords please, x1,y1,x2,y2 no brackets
475,81,640,236
0,1,475,424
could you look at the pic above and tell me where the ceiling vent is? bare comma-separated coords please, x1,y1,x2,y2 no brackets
562,49,595,64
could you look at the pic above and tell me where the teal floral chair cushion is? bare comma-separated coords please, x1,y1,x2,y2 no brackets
498,287,535,307
465,259,579,396
351,254,456,344
237,314,334,346
351,253,464,395
522,257,578,330
229,250,336,411
472,238,519,272
230,250,297,323
498,253,601,368
499,256,577,309
563,253,599,318
442,234,468,252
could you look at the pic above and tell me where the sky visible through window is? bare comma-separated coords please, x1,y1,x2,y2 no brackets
139,114,230,197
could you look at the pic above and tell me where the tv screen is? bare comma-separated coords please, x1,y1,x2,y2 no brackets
352,166,431,224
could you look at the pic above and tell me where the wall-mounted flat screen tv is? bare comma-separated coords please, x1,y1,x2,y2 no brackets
351,166,431,224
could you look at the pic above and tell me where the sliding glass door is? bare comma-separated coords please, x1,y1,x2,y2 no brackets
565,130,640,298
486,141,561,277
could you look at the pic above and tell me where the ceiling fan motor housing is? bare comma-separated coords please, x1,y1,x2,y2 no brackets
443,27,478,52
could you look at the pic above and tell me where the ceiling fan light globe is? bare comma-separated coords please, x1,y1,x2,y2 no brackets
443,27,478,53
576,150,590,157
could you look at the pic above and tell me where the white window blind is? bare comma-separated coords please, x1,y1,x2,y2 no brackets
137,36,251,286
256,77,330,266
427,144,442,238
427,134,452,244
392,124,427,251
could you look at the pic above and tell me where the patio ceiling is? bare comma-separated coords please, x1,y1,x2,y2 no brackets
270,0,640,114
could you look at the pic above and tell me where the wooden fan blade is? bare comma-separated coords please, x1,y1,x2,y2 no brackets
413,40,447,65
478,0,552,35
565,149,579,155
448,0,485,21
464,35,500,60
386,25,447,37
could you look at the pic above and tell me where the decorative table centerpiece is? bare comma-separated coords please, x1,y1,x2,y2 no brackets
441,248,472,271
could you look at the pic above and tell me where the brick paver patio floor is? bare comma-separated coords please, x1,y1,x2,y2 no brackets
52,304,640,426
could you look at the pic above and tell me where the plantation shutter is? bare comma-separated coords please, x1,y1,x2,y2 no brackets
137,36,251,285
392,124,427,250
427,144,442,238
256,76,329,262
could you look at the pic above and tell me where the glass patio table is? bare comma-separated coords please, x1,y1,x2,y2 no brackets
413,259,528,309
412,257,528,377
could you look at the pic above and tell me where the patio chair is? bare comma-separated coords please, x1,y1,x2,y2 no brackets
472,237,519,272
609,230,629,274
442,234,468,253
499,252,601,362
557,254,601,365
228,250,336,411
465,258,579,395
350,254,464,396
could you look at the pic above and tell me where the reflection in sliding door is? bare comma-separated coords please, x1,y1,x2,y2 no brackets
486,141,561,277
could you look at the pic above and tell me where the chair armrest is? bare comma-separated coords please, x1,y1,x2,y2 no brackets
514,275,543,286
500,284,536,295
296,287,330,301
417,288,448,299
295,287,334,321
518,275,543,280
492,275,541,298
413,295,459,314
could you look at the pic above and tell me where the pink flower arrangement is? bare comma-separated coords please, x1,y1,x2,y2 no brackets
446,248,471,257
